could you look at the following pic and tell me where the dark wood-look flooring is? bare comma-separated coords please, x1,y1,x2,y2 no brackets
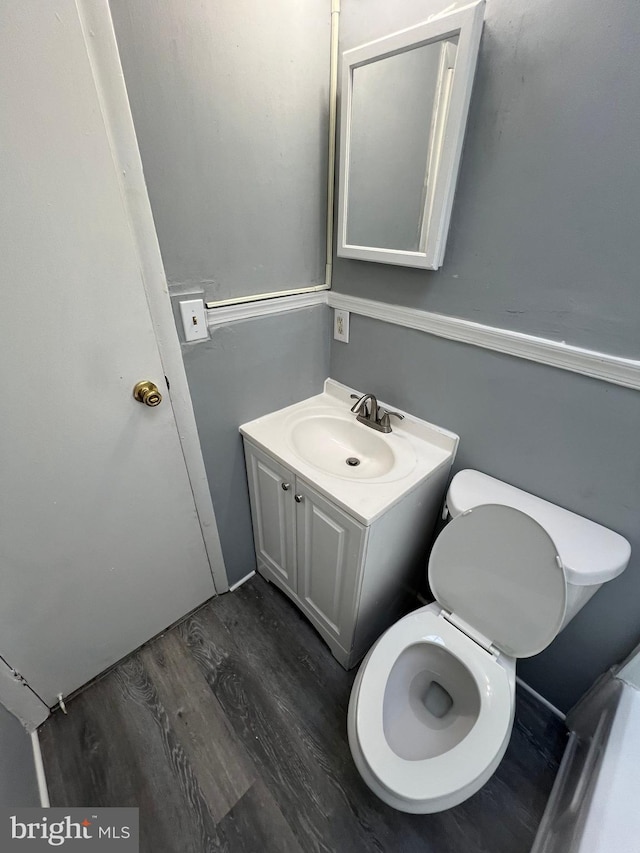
39,576,567,853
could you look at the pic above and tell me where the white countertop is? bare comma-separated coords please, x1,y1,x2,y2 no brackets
240,379,459,525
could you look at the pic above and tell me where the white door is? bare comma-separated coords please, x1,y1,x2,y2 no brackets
245,444,297,594
0,1,223,709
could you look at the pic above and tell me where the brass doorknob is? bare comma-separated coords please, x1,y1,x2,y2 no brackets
133,380,162,407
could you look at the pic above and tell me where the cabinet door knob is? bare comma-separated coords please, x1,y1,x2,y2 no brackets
294,494,304,503
281,482,290,491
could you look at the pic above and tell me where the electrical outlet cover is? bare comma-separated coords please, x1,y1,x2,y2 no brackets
334,309,350,343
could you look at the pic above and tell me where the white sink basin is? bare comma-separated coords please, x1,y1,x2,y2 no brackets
289,414,412,481
240,379,459,525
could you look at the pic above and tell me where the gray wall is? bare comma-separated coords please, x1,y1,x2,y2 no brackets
182,307,331,586
332,0,640,709
110,0,330,301
0,704,39,807
337,0,640,358
331,317,640,711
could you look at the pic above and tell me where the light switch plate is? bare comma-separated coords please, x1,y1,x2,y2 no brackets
180,298,209,342
334,309,350,343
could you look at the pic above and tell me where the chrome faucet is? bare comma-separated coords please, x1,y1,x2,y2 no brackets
350,393,404,434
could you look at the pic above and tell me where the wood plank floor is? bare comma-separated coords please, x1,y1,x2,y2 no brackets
39,575,567,853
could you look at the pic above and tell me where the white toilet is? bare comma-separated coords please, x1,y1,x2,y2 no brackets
348,470,631,814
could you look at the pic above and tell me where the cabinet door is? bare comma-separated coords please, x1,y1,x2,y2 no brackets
295,480,366,649
245,443,296,593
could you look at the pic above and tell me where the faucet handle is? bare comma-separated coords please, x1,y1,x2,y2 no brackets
378,409,404,432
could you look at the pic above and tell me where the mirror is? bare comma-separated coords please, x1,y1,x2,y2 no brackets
346,39,456,253
337,1,485,270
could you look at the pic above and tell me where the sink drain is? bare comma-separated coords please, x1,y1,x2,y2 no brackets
346,457,361,467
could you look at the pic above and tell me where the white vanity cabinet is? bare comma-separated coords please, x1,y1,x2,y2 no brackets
243,438,452,669
245,442,365,657
240,380,459,668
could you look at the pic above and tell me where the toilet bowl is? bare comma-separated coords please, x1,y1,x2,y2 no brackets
348,470,631,814
348,605,515,813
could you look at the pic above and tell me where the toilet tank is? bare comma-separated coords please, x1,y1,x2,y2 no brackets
445,471,631,629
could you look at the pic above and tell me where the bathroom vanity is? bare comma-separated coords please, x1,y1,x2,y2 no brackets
240,380,458,668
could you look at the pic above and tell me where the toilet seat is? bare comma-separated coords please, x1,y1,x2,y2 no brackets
354,608,512,805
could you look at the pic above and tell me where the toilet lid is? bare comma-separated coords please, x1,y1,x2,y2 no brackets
429,504,567,658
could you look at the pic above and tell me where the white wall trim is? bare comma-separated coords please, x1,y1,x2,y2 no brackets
31,731,50,808
205,284,329,310
207,292,328,327
204,287,639,391
328,292,640,391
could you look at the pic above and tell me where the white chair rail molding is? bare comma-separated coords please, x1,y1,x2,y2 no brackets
199,290,640,392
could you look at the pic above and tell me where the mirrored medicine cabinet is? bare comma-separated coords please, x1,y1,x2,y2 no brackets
337,1,485,270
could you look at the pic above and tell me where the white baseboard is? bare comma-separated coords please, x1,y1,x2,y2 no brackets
31,730,50,808
516,676,566,720
229,571,256,592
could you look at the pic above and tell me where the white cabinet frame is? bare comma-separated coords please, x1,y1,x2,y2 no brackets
337,0,485,270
